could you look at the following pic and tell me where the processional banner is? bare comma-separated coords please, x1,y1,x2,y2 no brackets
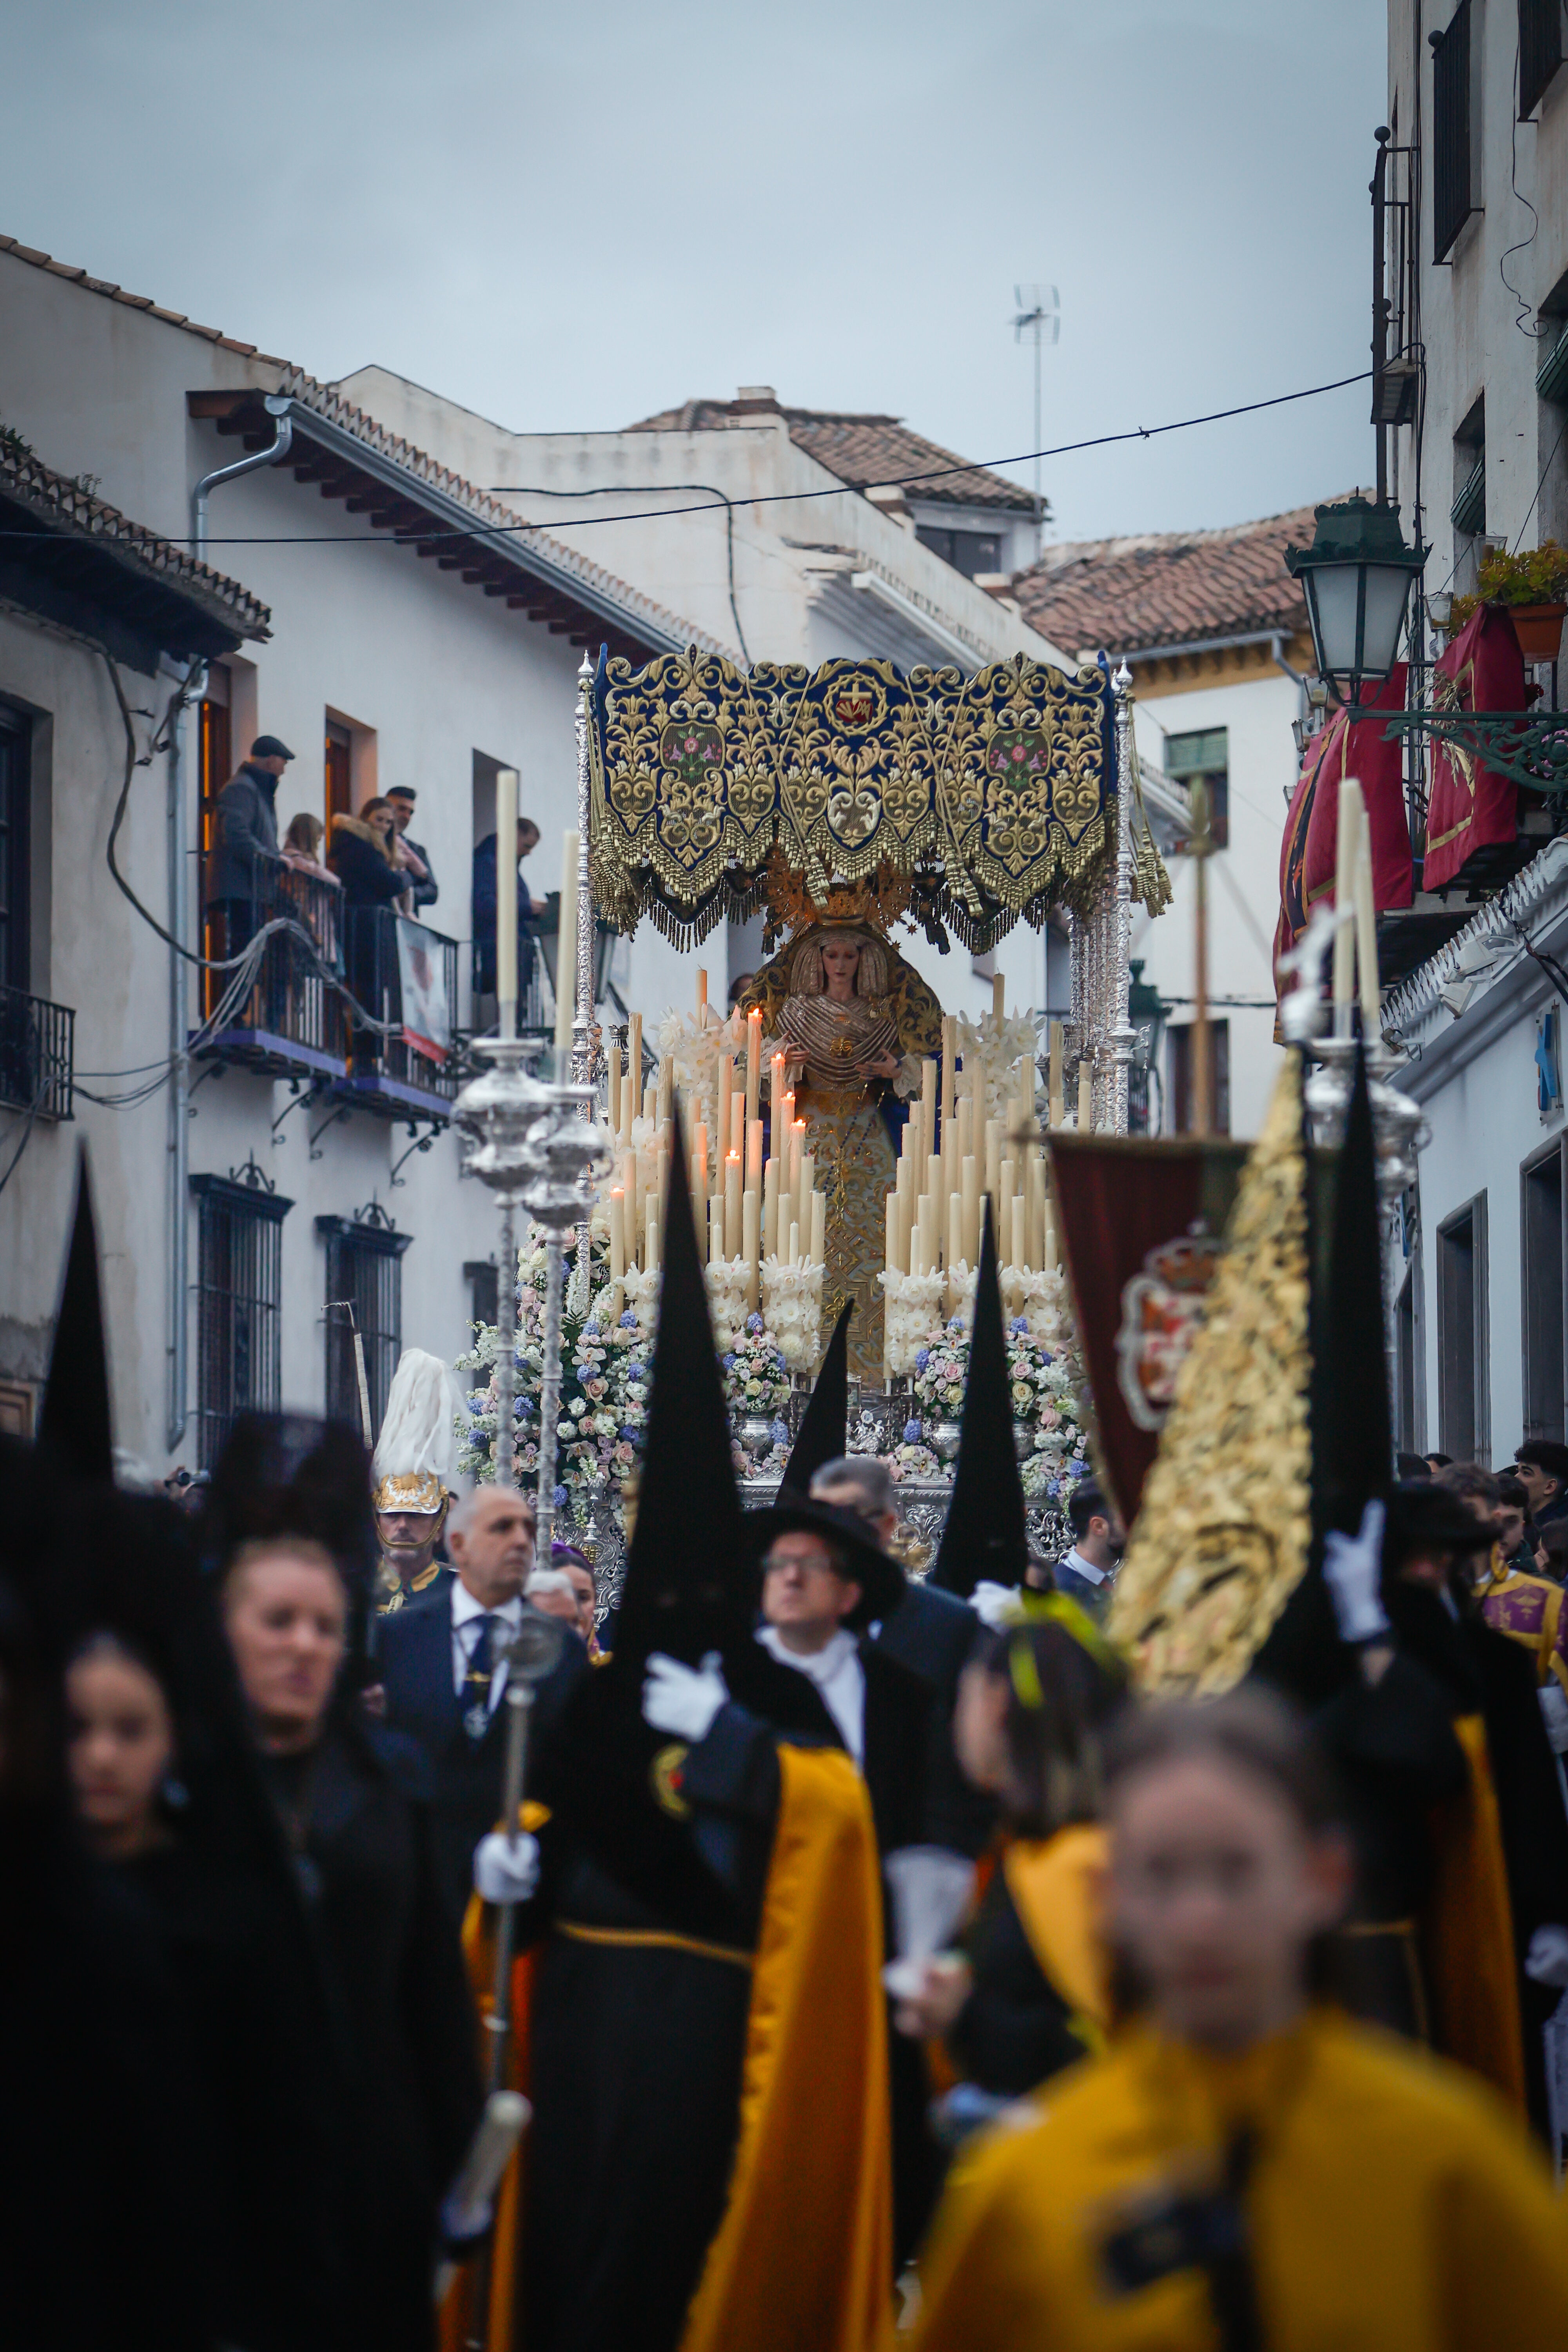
587,648,1116,950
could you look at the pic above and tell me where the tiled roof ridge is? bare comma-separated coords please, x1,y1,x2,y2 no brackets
1014,498,1334,655
0,234,285,361
282,369,727,656
626,394,1036,511
0,432,271,635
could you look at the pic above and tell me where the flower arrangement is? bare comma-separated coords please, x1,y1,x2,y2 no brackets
653,1004,742,1143
900,1287,1090,1508
722,1314,793,1423
880,1268,949,1376
454,1223,649,1516
761,1256,824,1368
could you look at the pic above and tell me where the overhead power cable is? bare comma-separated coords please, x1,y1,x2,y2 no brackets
2,372,1372,552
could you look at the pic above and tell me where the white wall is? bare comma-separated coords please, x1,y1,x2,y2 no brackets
1129,669,1295,1140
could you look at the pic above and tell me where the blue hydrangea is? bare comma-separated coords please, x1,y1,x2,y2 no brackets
1040,1350,1053,1366
553,1484,568,1508
619,1424,639,1441
1070,1456,1086,1475
770,1419,790,1446
915,1347,931,1372
626,1363,646,1381
747,1313,764,1334
773,1356,788,1376
619,1310,638,1329
582,1322,600,1339
903,1418,922,1443
1010,1316,1028,1335
1047,1477,1061,1499
721,1351,737,1370
947,1315,964,1334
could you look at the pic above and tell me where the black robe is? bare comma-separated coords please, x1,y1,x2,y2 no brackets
519,1662,790,2352
946,1864,1090,2098
261,1717,484,2352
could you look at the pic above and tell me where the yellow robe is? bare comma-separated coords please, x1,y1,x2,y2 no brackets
913,2009,1568,2352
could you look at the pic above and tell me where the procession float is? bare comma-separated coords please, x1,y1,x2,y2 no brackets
452,642,1186,1595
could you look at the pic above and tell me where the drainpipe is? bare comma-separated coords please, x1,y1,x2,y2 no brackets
167,395,294,1455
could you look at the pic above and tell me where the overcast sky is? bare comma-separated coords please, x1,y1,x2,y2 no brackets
1,0,1383,546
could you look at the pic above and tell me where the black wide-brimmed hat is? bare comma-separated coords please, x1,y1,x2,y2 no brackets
1383,1478,1497,1569
742,1486,906,1630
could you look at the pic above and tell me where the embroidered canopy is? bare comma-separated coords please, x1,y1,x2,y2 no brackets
587,647,1117,950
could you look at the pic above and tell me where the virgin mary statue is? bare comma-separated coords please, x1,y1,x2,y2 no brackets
739,923,942,1381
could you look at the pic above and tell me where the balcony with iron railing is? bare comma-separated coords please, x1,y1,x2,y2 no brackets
339,905,461,1119
0,982,74,1120
198,865,348,1081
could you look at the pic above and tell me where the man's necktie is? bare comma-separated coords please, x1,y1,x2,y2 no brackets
463,1613,497,1741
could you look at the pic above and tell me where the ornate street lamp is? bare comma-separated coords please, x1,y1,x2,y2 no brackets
1127,959,1167,1134
1285,497,1426,705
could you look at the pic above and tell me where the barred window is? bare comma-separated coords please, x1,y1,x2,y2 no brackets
1432,4,1477,263
192,1158,293,1470
1164,727,1230,853
316,1203,411,1438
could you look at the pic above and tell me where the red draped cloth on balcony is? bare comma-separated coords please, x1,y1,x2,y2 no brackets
1274,662,1412,1000
1421,605,1524,889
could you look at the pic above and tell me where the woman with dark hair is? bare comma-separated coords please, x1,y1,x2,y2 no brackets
913,1688,1568,2352
219,1531,483,2352
892,1603,1126,2116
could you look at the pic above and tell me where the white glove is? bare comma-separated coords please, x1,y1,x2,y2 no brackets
1525,1924,1568,1989
1322,1499,1390,1645
971,1580,1021,1630
473,1830,541,1906
642,1651,728,1742
1539,1684,1568,1756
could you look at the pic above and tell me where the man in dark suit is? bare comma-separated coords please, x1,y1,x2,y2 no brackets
378,1483,583,1922
807,1454,979,1711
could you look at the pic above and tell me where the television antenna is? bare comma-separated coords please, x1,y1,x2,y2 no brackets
1011,283,1060,528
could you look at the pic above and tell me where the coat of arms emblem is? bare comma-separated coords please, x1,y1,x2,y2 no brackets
1114,1225,1224,1432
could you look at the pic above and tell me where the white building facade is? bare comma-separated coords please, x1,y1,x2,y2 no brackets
0,235,712,1471
1370,6,1568,1461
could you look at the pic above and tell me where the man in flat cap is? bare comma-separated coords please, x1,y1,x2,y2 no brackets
211,733,296,976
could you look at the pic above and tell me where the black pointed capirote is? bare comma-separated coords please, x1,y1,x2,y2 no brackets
609,1098,752,1673
929,1199,1031,1599
779,1297,853,1494
38,1148,114,1485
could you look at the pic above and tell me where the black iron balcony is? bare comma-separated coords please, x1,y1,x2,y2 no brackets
339,906,460,1119
0,982,74,1120
198,865,348,1081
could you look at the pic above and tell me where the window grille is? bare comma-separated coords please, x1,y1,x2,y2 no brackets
317,1201,412,1437
1519,0,1563,120
1432,4,1476,262
192,1158,292,1470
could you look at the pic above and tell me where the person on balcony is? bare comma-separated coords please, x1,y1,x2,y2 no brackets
330,798,412,1051
472,814,544,1004
386,786,438,912
281,811,339,887
211,734,294,953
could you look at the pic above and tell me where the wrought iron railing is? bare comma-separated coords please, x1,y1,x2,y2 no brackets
200,865,347,1074
0,982,74,1120
342,907,461,1107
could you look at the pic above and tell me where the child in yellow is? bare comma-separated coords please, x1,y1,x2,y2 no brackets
914,1689,1568,2352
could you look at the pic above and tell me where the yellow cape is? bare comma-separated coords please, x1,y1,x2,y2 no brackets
1001,1824,1112,2048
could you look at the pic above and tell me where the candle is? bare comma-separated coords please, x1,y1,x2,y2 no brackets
645,1196,660,1275
956,1093,974,1170
725,1152,742,1259
692,1120,708,1193
731,1089,746,1180
709,1194,724,1266
763,1157,779,1258
790,1119,806,1200
916,1192,937,1279
984,1117,1001,1205
609,1188,625,1279
1011,1192,1027,1274
643,1083,657,1128
940,1015,956,1157
746,1007,762,1127
1000,1155,1016,1212
743,1188,760,1309
920,1058,937,1166
696,965,707,1018
608,1042,621,1137
769,1050,784,1123
554,826,578,1059
947,1191,963,1273
746,1115,764,1194
495,767,519,1033
628,1013,642,1106
810,1188,825,1266
886,1191,900,1278
1077,1059,1092,1131
1045,1192,1058,1272
1332,779,1363,1036
1028,1151,1045,1270
993,969,1005,1025
962,1153,980,1270
1048,1020,1064,1127
786,1219,800,1268
1353,825,1381,1038
657,1053,673,1130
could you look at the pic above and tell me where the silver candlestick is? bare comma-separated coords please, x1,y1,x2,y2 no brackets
517,1082,613,1561
452,1039,552,1492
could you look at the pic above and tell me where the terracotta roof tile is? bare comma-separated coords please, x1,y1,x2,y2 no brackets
0,234,276,359
0,433,272,639
1014,502,1328,657
628,394,1036,512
